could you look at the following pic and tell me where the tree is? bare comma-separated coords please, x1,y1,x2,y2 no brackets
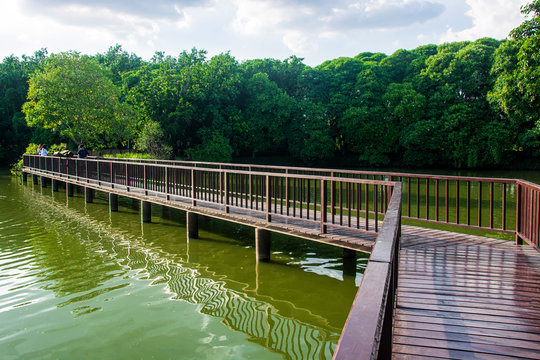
489,0,540,157
185,130,233,162
237,72,293,157
23,52,136,149
287,100,334,163
135,120,172,159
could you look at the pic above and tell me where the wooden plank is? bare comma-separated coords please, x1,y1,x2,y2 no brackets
397,291,540,309
395,312,540,334
393,328,540,352
394,320,540,343
393,335,540,359
394,310,540,332
393,344,522,360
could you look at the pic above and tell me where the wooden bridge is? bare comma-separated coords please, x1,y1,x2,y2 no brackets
22,155,540,359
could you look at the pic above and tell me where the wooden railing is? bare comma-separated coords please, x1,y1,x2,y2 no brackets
333,183,402,360
90,157,518,236
516,180,540,250
22,155,540,359
23,155,395,236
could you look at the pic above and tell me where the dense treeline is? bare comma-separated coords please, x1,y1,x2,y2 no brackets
1,1,539,169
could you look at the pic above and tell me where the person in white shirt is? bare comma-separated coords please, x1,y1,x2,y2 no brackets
40,145,48,156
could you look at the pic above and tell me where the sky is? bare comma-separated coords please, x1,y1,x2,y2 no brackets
0,0,531,66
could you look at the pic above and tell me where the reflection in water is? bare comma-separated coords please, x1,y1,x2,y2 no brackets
2,179,358,359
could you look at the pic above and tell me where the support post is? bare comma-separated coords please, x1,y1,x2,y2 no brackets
67,182,74,197
109,193,118,212
255,228,271,262
52,179,59,192
32,174,38,185
40,176,47,188
85,187,93,203
141,201,151,223
187,212,199,239
342,248,357,277
22,172,28,183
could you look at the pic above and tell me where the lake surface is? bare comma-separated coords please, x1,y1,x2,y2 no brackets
0,170,365,359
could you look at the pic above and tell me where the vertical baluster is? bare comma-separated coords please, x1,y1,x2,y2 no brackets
331,175,335,224
266,175,271,222
274,177,278,213
416,178,420,218
286,177,290,216
426,178,430,220
313,180,317,221
300,178,303,218
357,183,361,229
478,182,482,227
456,180,460,224
320,179,327,233
502,183,506,231
467,181,471,225
408,177,411,217
365,183,369,231
307,179,310,219
435,179,439,221
490,182,494,229
374,184,379,232
339,181,343,226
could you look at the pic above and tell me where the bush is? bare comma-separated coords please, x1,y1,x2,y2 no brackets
185,132,233,162
134,121,172,159
103,152,152,159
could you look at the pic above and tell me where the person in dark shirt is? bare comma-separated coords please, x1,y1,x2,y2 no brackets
78,144,89,159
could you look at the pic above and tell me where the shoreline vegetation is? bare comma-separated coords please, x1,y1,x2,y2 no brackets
1,1,539,172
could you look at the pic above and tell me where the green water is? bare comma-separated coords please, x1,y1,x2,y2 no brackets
0,171,365,359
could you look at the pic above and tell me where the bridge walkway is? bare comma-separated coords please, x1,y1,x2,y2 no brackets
392,227,540,359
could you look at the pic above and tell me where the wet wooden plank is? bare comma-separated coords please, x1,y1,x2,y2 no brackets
393,228,540,359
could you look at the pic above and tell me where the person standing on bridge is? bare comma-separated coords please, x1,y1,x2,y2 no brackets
40,144,48,156
78,144,89,159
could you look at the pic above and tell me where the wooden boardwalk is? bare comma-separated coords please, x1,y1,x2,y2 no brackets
393,226,540,359
23,157,540,359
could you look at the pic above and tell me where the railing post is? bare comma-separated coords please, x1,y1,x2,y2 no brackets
97,160,101,185
110,162,114,188
85,160,89,183
224,172,229,213
321,179,327,234
516,182,523,245
266,175,271,222
143,164,148,195
191,168,196,206
165,167,169,200
125,163,129,191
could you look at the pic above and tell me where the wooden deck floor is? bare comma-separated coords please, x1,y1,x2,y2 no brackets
393,227,540,359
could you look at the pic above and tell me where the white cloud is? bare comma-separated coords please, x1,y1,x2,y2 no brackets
282,31,317,54
441,0,529,42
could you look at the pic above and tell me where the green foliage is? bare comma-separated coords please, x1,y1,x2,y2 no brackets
2,0,540,169
23,52,137,149
134,120,172,159
185,131,233,162
103,152,151,159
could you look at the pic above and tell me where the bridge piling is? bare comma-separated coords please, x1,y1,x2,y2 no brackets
187,212,198,239
141,201,151,223
40,176,47,188
85,187,93,203
342,248,357,277
109,193,118,212
52,179,59,192
22,172,27,183
66,183,74,197
255,228,271,262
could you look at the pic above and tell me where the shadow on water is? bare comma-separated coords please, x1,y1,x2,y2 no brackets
15,179,364,359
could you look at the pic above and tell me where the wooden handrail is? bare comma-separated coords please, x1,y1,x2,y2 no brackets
38,155,520,235
22,154,395,237
333,183,402,360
